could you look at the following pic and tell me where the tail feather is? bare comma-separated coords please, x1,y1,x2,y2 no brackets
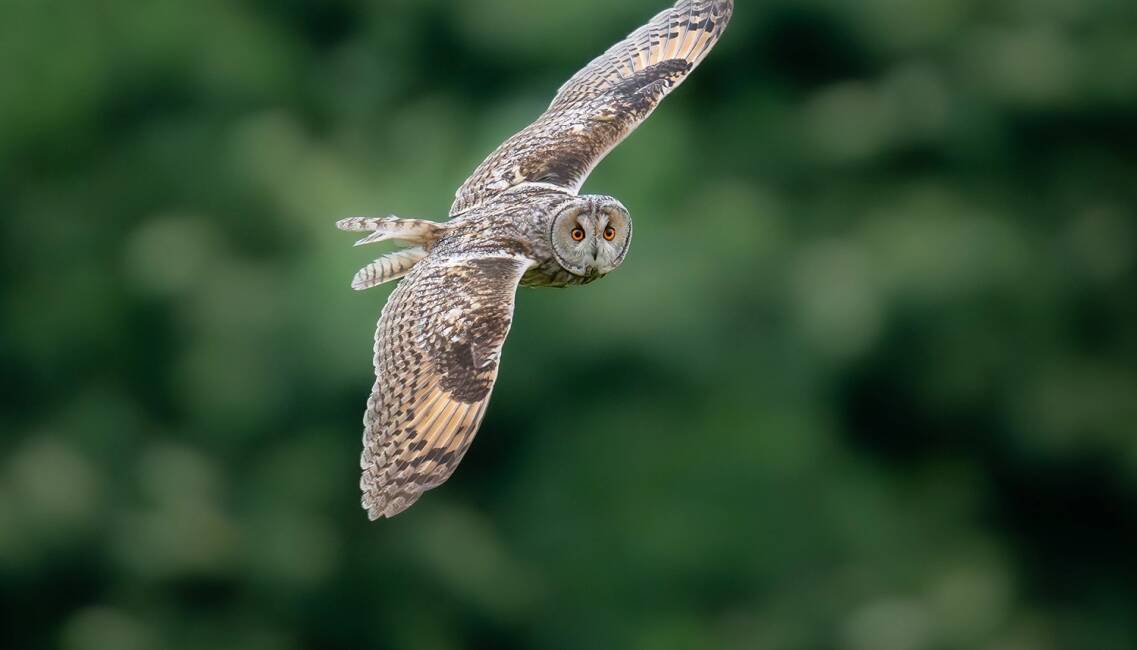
351,247,428,290
336,216,446,246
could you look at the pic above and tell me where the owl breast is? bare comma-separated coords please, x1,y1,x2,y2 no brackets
521,257,602,287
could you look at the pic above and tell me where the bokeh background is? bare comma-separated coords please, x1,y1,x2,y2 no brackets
3,0,1136,648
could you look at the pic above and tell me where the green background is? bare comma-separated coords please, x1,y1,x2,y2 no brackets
2,0,1136,648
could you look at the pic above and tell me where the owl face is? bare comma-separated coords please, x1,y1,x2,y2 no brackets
549,196,633,278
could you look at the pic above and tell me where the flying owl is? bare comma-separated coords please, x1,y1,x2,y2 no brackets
338,0,734,519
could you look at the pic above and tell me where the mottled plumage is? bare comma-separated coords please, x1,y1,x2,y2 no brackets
339,0,733,519
451,0,734,216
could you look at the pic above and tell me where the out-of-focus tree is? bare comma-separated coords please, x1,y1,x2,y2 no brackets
1,1,1135,648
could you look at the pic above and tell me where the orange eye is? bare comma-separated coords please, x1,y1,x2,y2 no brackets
571,227,586,242
603,226,617,241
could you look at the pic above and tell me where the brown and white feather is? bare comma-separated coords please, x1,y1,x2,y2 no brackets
351,247,428,291
360,253,533,519
450,0,733,216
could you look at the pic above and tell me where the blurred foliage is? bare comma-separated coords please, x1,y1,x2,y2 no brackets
2,0,1137,648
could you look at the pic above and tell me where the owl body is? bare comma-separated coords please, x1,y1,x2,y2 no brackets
418,185,626,288
431,185,567,265
339,0,734,519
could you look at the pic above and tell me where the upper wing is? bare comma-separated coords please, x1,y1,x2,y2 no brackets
450,0,734,216
360,253,532,519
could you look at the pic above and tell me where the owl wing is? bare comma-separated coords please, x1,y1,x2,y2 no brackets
360,252,534,519
450,0,734,216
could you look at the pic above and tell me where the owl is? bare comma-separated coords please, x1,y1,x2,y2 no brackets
339,0,734,519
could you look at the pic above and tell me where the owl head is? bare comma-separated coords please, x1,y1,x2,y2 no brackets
548,196,633,278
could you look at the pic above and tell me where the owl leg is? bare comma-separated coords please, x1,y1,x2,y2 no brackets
336,216,447,247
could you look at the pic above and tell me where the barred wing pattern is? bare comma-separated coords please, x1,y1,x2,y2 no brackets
450,0,733,216
360,254,532,519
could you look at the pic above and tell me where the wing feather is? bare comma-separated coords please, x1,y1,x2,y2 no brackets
360,253,532,519
450,0,733,216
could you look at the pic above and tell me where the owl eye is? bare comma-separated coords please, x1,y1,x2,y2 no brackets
603,226,617,241
571,226,586,242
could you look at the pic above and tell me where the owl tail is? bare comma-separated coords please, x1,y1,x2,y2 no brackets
350,247,428,290
337,215,447,290
336,215,447,246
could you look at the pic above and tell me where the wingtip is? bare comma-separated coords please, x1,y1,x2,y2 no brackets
363,500,408,520
362,495,383,521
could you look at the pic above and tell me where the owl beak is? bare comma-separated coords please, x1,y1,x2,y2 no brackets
588,241,601,275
